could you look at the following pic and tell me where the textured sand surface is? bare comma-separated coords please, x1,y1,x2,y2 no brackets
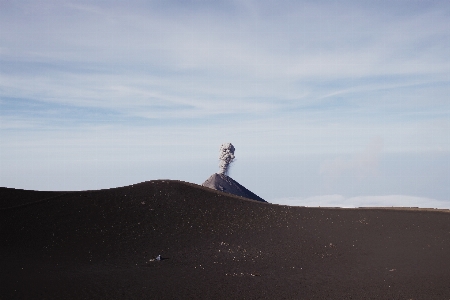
1,180,450,299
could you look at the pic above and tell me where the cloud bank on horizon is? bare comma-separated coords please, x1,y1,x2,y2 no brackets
270,195,450,210
1,0,449,208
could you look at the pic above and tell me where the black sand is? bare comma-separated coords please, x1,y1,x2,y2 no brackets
1,180,450,299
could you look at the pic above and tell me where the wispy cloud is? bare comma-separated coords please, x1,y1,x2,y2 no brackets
2,1,449,116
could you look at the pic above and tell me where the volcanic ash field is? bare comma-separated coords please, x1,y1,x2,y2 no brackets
1,180,450,299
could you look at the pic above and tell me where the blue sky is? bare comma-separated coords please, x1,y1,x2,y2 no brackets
1,0,449,208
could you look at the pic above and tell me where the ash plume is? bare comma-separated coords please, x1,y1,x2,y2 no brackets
218,143,235,175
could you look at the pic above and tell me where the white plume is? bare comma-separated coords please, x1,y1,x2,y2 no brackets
218,143,235,175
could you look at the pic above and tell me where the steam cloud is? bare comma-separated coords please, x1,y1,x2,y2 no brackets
218,143,235,175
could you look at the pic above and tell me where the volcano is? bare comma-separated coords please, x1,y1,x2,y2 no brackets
202,173,266,202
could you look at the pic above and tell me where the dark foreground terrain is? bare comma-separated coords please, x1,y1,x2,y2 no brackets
1,180,450,299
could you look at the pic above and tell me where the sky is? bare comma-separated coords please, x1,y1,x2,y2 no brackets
1,0,450,208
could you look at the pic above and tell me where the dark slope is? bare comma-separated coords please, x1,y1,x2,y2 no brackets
202,173,266,202
0,187,67,209
1,180,450,299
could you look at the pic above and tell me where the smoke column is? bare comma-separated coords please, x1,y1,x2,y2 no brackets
218,143,235,175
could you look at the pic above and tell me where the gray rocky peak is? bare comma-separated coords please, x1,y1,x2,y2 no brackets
202,173,266,202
